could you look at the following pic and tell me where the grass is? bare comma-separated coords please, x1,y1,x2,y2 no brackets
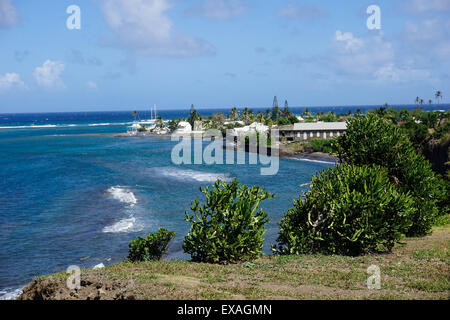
22,223,449,300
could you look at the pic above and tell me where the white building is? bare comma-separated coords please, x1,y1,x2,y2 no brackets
224,120,245,126
174,121,192,133
231,122,269,136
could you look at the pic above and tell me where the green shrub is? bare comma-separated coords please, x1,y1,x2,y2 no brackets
128,228,176,262
310,138,332,153
333,114,439,236
436,179,449,217
183,179,275,263
273,164,414,256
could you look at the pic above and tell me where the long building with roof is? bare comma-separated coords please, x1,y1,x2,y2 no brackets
278,122,347,142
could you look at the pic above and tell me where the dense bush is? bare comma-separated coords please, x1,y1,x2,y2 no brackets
128,228,176,262
183,179,275,263
436,178,450,217
333,115,439,236
273,165,414,256
310,138,332,153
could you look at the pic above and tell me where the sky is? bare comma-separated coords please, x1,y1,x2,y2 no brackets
0,0,449,113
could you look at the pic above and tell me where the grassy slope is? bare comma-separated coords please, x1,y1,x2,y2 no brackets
20,223,449,300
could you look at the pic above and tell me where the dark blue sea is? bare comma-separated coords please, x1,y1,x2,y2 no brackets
0,104,448,299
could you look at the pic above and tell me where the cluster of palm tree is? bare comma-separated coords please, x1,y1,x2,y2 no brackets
415,90,443,106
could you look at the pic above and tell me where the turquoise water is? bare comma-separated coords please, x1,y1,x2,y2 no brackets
1,105,448,298
0,110,338,298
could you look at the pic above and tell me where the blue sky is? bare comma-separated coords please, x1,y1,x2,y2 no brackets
0,0,449,113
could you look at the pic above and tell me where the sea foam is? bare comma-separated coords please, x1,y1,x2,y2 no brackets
107,186,137,207
102,217,143,233
103,186,141,233
156,167,232,183
0,287,23,300
289,157,336,165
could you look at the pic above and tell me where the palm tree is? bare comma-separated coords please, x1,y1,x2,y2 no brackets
356,108,362,116
428,99,432,105
376,106,387,117
132,110,137,122
415,96,420,105
420,99,424,106
230,107,238,120
256,112,264,123
156,115,166,128
271,106,281,121
241,108,249,124
435,91,442,104
248,111,255,123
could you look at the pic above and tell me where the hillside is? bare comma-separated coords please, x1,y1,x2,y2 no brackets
18,223,449,300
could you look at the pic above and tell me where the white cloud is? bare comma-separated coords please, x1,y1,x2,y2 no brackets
403,18,450,62
0,72,24,92
101,0,214,56
86,81,98,90
185,0,245,21
0,0,18,28
404,19,448,42
334,31,365,52
328,30,430,82
332,30,394,76
33,60,65,88
374,64,430,82
276,2,327,20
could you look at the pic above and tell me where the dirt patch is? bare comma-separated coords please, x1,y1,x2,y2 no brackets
19,274,136,300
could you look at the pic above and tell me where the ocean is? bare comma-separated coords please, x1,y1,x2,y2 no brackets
0,104,448,299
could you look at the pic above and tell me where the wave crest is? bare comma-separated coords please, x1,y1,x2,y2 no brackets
107,186,137,206
156,167,232,183
102,217,142,233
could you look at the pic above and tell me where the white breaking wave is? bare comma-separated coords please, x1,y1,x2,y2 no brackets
103,186,142,233
107,186,137,207
156,167,232,183
102,217,143,233
0,124,59,129
289,157,336,165
88,122,133,126
0,288,23,300
0,122,134,129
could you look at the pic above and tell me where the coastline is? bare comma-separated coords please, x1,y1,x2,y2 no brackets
114,133,339,163
289,151,338,164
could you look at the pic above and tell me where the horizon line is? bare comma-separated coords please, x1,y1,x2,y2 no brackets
1,103,449,115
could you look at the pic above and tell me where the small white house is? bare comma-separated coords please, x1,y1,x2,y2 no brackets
175,121,192,133
231,122,268,136
224,120,245,126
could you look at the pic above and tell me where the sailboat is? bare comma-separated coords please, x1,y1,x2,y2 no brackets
127,104,158,134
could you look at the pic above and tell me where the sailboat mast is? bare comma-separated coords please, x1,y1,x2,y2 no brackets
154,104,157,119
